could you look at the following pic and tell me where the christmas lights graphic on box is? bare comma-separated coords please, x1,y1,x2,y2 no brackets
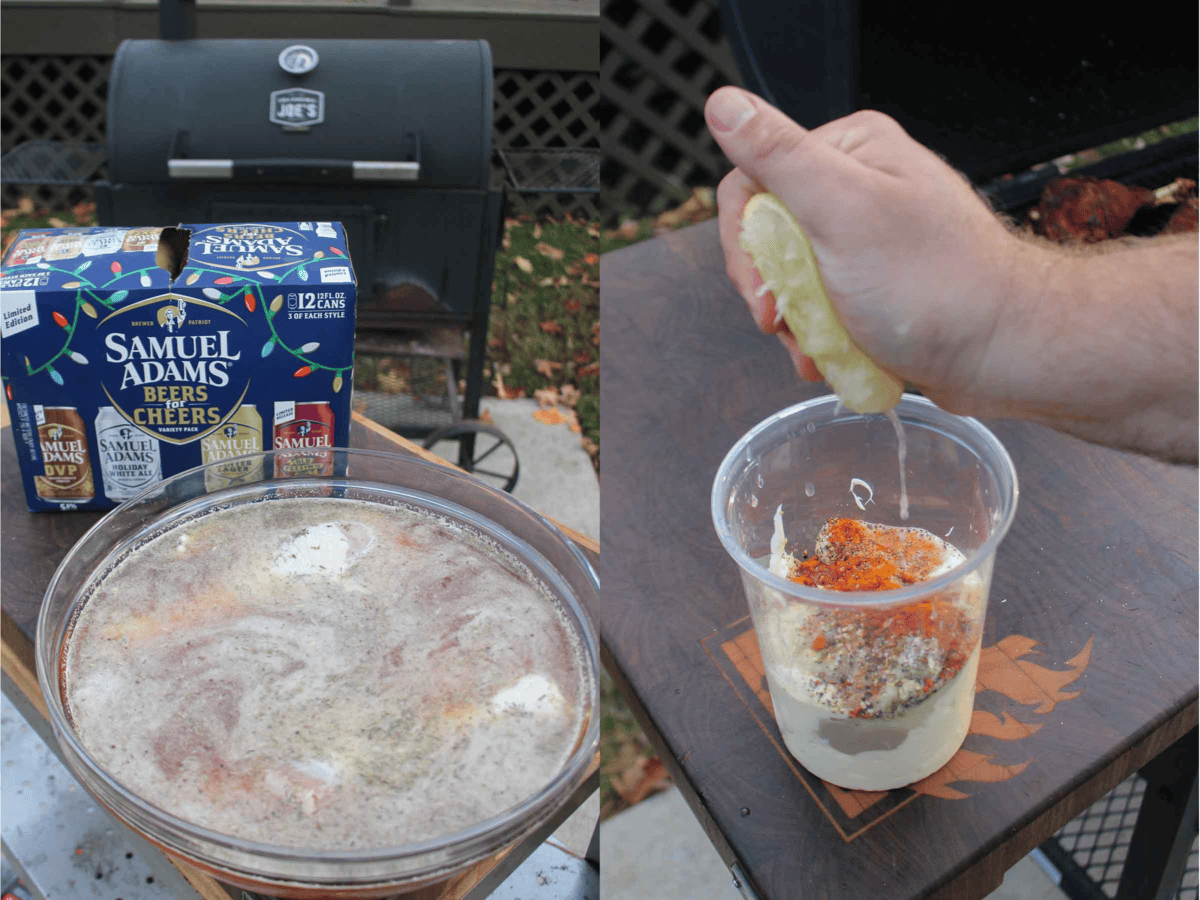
1,223,356,511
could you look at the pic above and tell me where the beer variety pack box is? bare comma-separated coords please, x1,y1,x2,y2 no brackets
1,222,356,511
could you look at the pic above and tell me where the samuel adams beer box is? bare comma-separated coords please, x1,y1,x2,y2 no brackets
0,222,356,511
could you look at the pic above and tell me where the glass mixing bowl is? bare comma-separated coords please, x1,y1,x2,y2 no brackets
36,448,599,899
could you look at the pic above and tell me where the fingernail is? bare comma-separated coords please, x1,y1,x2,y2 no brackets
708,89,755,133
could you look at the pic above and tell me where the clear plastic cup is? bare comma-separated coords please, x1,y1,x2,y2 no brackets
711,394,1018,790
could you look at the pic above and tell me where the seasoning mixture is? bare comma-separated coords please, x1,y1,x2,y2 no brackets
757,509,985,789
63,495,588,850
770,514,978,719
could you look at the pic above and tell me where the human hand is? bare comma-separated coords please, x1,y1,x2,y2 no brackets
704,86,1035,416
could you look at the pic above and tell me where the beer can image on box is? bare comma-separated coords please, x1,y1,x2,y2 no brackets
6,234,50,267
122,227,163,253
273,401,334,478
95,406,163,501
44,233,86,261
202,404,264,490
34,405,94,504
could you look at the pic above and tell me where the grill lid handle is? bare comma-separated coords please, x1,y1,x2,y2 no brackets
167,158,420,182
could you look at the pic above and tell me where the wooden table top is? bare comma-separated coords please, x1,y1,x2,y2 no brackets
0,410,598,900
599,220,1198,900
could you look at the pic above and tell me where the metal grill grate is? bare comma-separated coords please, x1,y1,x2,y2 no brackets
494,69,601,221
352,354,459,436
598,0,741,225
498,147,600,193
1049,774,1198,899
2,140,106,184
1,55,111,209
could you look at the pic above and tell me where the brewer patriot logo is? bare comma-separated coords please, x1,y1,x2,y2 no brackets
98,294,252,444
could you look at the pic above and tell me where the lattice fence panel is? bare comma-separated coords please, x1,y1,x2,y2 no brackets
598,0,742,225
2,58,600,222
1,55,111,210
493,69,601,221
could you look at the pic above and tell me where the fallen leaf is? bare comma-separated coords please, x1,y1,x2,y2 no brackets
536,242,564,261
558,385,580,407
539,321,564,336
591,323,600,344
377,370,409,394
584,253,599,265
533,407,566,426
616,219,639,240
578,362,599,378
73,200,96,222
479,408,494,425
533,222,542,239
534,358,563,377
514,256,534,274
538,277,556,287
564,299,581,314
492,367,525,399
48,217,67,228
534,387,559,407
17,196,33,214
574,350,593,365
612,757,672,805
563,409,581,433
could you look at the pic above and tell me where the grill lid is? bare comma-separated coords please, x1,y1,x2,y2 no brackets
106,39,493,189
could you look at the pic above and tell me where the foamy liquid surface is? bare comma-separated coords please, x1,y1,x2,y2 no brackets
64,496,587,850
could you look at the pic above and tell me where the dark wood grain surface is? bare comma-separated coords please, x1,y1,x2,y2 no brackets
599,219,1198,900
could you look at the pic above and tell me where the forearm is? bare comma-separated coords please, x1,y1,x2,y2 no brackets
981,233,1198,462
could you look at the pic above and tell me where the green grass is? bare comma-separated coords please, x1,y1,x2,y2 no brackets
486,214,600,469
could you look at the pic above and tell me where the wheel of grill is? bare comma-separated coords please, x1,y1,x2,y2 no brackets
422,422,520,494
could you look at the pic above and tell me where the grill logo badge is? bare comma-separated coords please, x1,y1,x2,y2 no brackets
270,88,324,130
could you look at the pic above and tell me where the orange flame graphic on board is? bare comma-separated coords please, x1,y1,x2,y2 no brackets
717,626,1094,814
813,634,1093,817
900,634,1093,800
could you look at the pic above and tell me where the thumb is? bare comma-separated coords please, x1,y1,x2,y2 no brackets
705,87,859,226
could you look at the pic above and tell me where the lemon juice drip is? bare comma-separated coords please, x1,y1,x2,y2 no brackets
886,408,909,520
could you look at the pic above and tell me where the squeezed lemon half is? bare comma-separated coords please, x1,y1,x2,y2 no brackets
740,193,903,414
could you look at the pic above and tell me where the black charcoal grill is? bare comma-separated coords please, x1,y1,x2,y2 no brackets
98,33,510,482
1,2,517,487
719,0,1199,219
